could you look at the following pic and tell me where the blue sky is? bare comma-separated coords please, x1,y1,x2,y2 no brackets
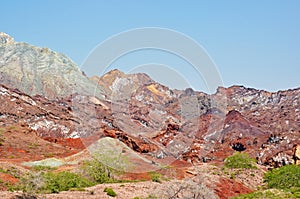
1,0,300,92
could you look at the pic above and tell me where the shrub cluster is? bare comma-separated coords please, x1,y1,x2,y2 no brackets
17,154,126,195
21,171,93,194
233,164,300,198
42,171,92,193
80,151,130,184
264,164,300,190
81,159,116,183
263,164,300,197
224,152,257,169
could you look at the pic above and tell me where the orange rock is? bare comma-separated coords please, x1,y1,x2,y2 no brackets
293,144,300,165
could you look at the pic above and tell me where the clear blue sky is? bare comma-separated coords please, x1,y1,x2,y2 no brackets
1,0,300,92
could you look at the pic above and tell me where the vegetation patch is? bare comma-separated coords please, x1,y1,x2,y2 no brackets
19,171,93,194
30,165,56,172
263,164,300,197
234,164,300,198
224,152,257,169
81,151,130,184
104,187,117,197
148,171,163,183
264,164,300,190
81,158,116,184
0,166,21,179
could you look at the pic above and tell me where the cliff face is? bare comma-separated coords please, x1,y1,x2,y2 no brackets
0,32,299,168
0,32,104,100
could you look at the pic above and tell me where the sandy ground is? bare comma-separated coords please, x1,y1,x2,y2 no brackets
0,181,160,199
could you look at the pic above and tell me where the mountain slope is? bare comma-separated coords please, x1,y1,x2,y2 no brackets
0,32,104,99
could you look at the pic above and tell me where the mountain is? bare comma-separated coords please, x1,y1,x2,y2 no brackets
0,32,299,198
0,32,299,167
0,32,104,99
1,68,298,167
89,70,300,166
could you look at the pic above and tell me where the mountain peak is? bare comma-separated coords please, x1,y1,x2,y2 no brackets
101,69,126,80
0,32,14,45
0,33,104,99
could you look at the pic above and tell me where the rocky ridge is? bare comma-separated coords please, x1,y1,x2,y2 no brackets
0,32,104,100
92,69,300,166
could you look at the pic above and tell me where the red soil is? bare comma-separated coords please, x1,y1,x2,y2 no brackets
214,178,252,199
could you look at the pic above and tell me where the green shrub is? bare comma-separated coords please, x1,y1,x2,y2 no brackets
69,187,86,191
224,152,257,169
234,165,300,199
21,171,93,194
148,172,162,183
81,151,130,184
42,171,93,193
264,164,300,190
290,187,300,198
104,187,117,197
81,159,114,183
0,166,21,179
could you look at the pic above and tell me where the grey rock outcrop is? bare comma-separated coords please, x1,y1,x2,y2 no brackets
0,32,14,45
0,32,104,99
